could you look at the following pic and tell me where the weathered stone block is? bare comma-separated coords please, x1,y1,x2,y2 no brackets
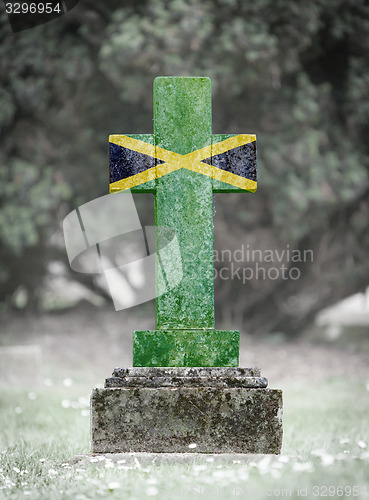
106,366,267,388
91,368,283,454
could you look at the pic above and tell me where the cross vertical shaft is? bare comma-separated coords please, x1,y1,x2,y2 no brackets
154,77,214,330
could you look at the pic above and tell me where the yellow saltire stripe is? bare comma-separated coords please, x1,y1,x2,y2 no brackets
109,167,157,192
110,135,156,158
109,134,257,192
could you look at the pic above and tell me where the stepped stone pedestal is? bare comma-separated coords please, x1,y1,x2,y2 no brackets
91,367,283,454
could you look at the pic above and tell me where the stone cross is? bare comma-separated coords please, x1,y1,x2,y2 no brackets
109,77,257,367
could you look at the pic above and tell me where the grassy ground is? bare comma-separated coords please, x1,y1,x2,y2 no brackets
1,378,369,498
1,309,369,499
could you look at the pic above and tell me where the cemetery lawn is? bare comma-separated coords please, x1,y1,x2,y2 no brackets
1,309,369,499
1,379,369,498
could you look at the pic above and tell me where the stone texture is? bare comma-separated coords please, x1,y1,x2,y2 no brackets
91,385,283,454
105,376,268,388
133,329,239,367
105,366,267,388
112,367,261,377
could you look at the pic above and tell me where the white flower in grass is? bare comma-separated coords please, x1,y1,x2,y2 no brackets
24,491,31,496
292,462,314,472
39,459,46,463
188,443,197,449
4,477,14,487
238,467,249,481
311,449,325,457
90,458,99,463
358,440,367,449
27,392,37,400
48,469,58,477
212,468,238,482
206,457,214,463
212,469,227,478
13,467,20,473
146,477,158,485
339,438,349,444
108,482,121,491
61,400,70,409
256,455,272,473
78,396,89,407
193,464,207,472
116,459,126,464
104,462,114,469
63,378,73,387
271,468,281,479
15,407,22,414
336,453,349,460
272,461,283,470
146,486,159,496
321,454,335,466
81,410,89,417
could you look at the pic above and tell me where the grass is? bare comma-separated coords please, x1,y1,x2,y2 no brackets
0,377,369,499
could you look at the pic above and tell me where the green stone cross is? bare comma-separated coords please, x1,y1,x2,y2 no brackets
109,77,257,367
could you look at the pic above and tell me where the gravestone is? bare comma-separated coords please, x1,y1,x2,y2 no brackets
91,77,283,453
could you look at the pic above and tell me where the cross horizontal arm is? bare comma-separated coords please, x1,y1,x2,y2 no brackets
210,134,257,193
109,134,157,193
109,133,257,193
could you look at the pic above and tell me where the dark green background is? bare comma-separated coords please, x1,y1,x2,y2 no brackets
0,0,368,336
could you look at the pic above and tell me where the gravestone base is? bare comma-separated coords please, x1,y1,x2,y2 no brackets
91,368,283,454
133,330,240,367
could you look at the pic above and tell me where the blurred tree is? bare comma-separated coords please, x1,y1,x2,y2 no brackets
0,0,368,333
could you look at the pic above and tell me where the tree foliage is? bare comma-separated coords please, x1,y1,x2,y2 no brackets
0,0,369,333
